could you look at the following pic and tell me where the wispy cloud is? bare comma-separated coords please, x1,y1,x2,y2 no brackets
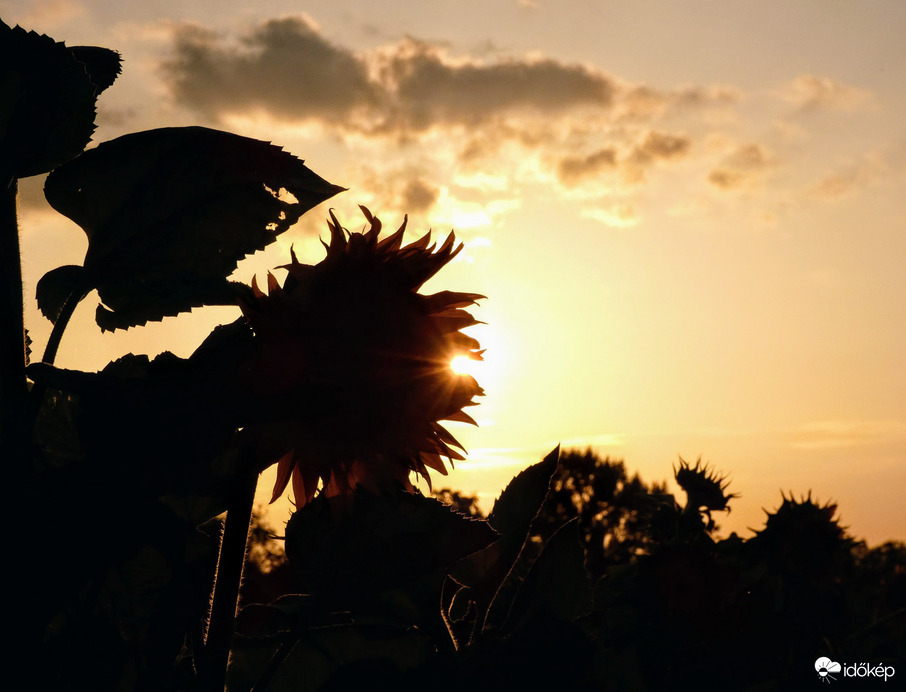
788,419,906,450
805,144,906,199
707,143,775,190
781,74,875,113
17,0,85,29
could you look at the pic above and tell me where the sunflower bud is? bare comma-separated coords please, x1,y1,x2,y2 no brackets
674,457,737,518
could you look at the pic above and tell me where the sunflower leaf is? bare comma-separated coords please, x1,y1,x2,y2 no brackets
43,126,345,330
69,45,122,93
35,264,88,323
285,489,497,600
487,444,560,547
0,21,117,179
500,517,592,634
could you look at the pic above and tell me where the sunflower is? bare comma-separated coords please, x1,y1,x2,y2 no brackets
674,457,737,515
239,206,484,507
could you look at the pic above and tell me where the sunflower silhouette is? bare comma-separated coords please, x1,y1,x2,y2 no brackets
240,206,484,506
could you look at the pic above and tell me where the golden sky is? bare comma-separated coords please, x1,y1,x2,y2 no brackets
6,0,905,543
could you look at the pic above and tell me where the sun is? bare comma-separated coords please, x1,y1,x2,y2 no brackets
450,355,478,376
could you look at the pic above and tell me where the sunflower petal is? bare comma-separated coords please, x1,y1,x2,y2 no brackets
270,451,296,504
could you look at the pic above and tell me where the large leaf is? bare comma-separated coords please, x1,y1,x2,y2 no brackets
43,126,345,330
487,445,560,549
0,21,120,179
444,447,560,639
35,264,88,323
285,488,498,601
501,518,593,634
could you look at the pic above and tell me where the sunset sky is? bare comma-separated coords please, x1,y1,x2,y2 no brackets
6,0,905,543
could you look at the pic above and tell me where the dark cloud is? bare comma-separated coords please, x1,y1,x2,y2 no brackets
347,164,443,217
556,147,618,186
635,131,691,160
165,17,379,122
164,17,617,132
399,178,440,213
556,131,690,187
381,39,615,130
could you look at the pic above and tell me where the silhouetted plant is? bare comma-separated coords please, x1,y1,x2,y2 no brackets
236,206,484,508
533,448,668,578
433,488,484,517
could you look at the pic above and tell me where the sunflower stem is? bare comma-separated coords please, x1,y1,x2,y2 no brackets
203,472,258,691
41,289,81,365
1,177,29,457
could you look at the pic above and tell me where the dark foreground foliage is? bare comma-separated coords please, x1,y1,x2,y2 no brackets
232,450,905,692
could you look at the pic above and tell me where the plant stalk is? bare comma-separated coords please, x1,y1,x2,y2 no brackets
202,472,259,691
41,289,82,365
1,177,28,453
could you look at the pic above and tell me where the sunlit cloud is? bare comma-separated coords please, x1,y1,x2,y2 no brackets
559,433,627,448
789,420,906,450
158,14,890,233
556,147,618,186
579,203,639,228
707,143,775,190
432,189,521,231
781,74,875,113
616,83,740,122
805,145,906,199
453,442,566,472
555,131,691,191
17,0,85,29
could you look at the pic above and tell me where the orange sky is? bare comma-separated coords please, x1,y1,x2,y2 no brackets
6,0,905,543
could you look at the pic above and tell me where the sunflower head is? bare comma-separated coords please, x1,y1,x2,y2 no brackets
240,206,484,507
674,457,737,516
751,492,846,580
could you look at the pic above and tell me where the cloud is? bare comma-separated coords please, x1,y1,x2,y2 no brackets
635,130,691,160
707,143,774,190
789,420,906,450
556,131,691,188
164,16,618,134
165,16,380,123
579,202,639,228
379,39,616,131
781,74,874,113
559,433,626,448
557,147,619,186
808,162,877,199
616,83,740,121
159,16,747,226
398,178,440,214
163,16,739,138
806,145,905,199
17,0,85,29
